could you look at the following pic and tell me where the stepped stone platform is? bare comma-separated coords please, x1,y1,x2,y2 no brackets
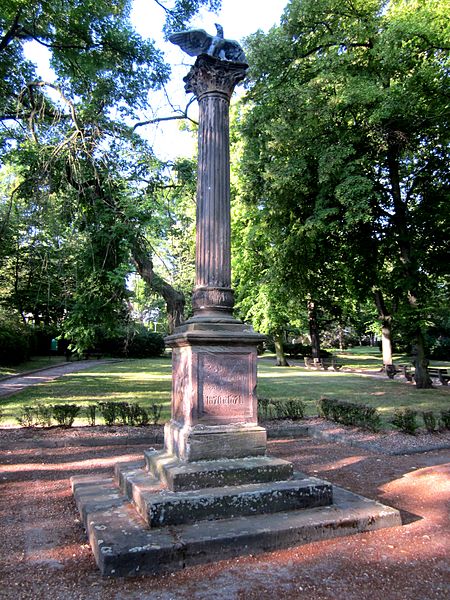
71,449,401,577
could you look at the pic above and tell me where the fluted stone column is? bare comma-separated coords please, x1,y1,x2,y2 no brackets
164,55,265,462
184,55,247,319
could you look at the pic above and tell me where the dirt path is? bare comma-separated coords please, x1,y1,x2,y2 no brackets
0,430,448,600
0,360,120,398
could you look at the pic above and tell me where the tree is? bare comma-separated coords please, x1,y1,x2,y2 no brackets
239,0,450,387
0,0,218,351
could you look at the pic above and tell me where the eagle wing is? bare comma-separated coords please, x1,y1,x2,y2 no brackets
169,29,212,57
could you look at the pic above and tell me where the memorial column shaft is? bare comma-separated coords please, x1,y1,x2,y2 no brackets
196,91,231,290
183,55,247,319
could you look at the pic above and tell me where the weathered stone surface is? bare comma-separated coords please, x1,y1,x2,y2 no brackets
71,476,128,523
135,476,332,527
145,450,294,491
164,421,267,462
75,478,402,577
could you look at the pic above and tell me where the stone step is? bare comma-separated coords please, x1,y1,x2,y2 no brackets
121,467,333,527
145,450,294,491
71,474,402,577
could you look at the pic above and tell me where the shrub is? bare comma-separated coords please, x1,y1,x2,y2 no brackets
427,336,450,361
86,405,97,426
422,411,437,433
0,314,31,365
52,404,80,427
440,410,450,430
149,403,162,425
17,406,36,427
257,397,305,421
391,408,419,435
36,404,53,427
317,397,381,431
277,398,305,420
98,326,165,358
116,402,131,425
98,401,118,426
131,404,150,426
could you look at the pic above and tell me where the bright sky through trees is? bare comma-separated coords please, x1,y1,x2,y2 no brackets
130,0,288,158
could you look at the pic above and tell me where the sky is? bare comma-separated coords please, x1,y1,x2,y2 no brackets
130,0,288,158
23,0,288,160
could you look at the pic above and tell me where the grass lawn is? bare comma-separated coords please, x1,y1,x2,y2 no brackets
0,356,449,429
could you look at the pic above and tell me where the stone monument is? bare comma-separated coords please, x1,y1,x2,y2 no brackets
71,28,401,577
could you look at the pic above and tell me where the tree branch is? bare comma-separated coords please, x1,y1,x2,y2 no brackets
0,10,22,52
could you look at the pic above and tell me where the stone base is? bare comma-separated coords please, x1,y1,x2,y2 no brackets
164,421,267,462
72,467,401,577
144,450,294,491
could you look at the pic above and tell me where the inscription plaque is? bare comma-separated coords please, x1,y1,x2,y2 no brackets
198,352,253,422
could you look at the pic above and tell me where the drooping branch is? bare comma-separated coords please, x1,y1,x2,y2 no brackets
132,241,185,333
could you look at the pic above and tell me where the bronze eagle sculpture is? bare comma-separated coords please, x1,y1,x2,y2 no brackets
169,24,247,63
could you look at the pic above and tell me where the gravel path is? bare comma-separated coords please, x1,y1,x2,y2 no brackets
0,429,448,599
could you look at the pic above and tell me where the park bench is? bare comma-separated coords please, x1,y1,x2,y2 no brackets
385,364,414,381
428,367,450,386
304,356,343,371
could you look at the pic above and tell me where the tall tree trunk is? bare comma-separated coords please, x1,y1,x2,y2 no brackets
411,330,432,389
308,300,321,360
132,243,185,334
387,142,432,388
374,289,393,366
273,330,289,366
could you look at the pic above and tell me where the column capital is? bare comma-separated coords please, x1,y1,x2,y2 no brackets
184,55,248,101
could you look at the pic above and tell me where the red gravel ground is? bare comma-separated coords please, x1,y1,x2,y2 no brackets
0,429,449,600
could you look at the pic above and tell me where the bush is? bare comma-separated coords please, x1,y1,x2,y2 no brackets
86,405,97,426
276,398,305,420
98,326,165,358
148,403,162,425
17,406,37,427
258,397,305,421
422,411,437,433
98,401,118,426
0,314,31,365
391,408,419,435
52,404,80,427
317,397,381,431
440,410,450,430
36,404,53,427
427,335,450,361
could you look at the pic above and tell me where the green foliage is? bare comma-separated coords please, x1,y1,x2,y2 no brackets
0,0,214,348
148,403,162,426
97,401,118,426
317,397,381,431
86,405,97,427
440,410,450,430
258,396,306,421
422,411,437,434
52,404,80,428
0,312,30,365
95,400,162,426
17,406,37,427
36,404,53,427
99,326,165,358
391,408,419,435
238,0,450,371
